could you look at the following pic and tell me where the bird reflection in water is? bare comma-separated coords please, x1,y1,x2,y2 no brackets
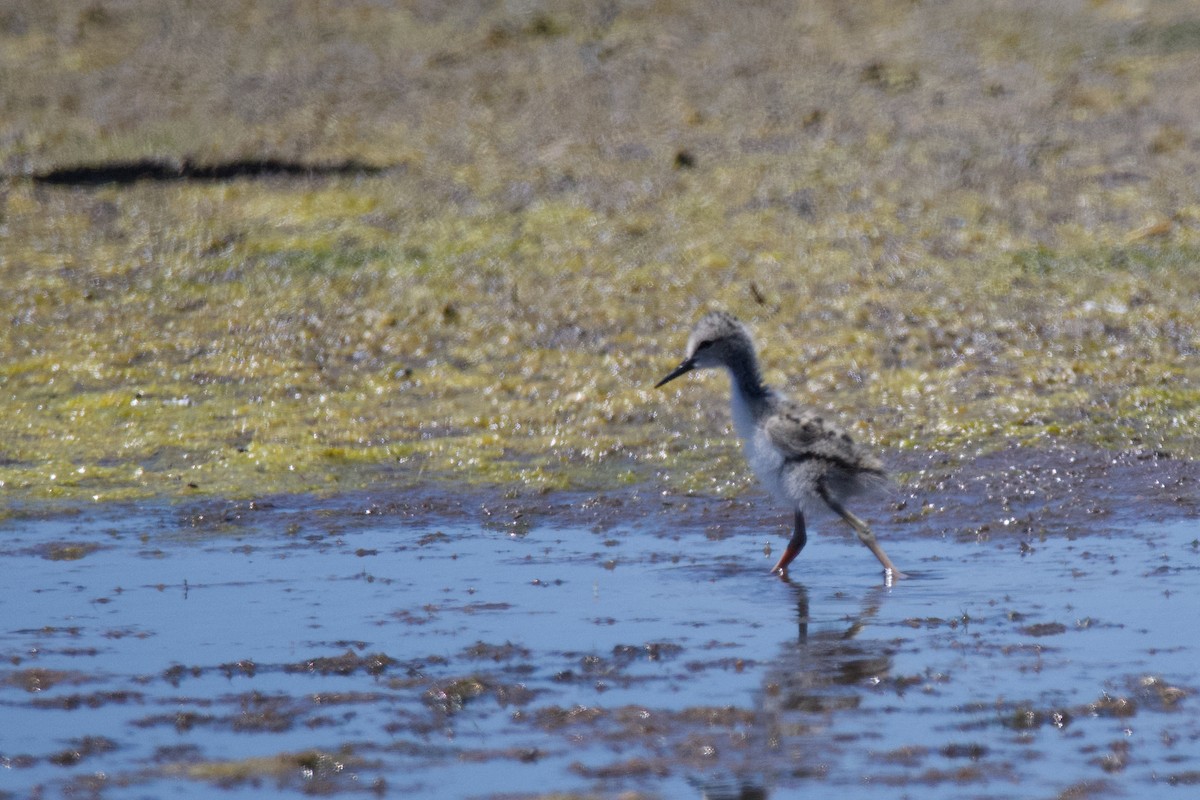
688,582,894,798
769,580,891,711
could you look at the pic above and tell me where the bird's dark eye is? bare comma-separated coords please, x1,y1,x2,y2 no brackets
695,340,713,351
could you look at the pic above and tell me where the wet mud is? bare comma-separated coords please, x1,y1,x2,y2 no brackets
1,445,1198,799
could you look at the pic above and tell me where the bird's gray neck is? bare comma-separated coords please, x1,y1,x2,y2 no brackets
728,349,769,402
726,353,772,438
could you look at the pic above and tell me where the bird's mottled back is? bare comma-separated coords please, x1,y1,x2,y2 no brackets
764,398,884,476
761,396,886,509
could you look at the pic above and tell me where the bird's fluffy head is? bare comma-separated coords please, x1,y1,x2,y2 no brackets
685,311,756,369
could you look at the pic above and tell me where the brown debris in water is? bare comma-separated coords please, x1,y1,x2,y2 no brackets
941,742,989,760
1090,693,1137,719
1135,675,1189,710
162,664,203,686
173,748,373,791
1055,780,1114,799
231,692,299,733
48,736,118,766
285,650,396,676
38,542,103,561
220,659,257,679
424,675,488,715
569,756,670,779
3,668,91,693
878,744,929,766
535,704,606,731
31,689,142,710
463,641,531,662
1002,706,1073,731
612,642,684,663
423,674,535,715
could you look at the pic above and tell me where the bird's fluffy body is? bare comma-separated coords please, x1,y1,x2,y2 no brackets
762,396,886,512
681,311,884,513
656,310,903,578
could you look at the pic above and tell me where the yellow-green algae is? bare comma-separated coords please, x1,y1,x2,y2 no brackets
2,1,1200,503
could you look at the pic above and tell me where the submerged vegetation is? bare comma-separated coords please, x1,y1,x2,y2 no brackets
2,1,1200,502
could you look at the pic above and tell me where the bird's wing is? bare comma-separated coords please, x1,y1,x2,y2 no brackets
764,400,879,472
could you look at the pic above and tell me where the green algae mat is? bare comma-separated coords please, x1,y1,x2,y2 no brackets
3,1,1200,504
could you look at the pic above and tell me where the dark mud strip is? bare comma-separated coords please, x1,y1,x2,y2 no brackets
0,445,1198,798
27,158,390,187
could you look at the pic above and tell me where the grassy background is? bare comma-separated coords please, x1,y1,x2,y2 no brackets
2,0,1200,502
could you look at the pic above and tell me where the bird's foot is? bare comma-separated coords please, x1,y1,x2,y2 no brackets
770,542,803,575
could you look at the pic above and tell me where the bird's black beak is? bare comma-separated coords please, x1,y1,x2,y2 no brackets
654,357,696,388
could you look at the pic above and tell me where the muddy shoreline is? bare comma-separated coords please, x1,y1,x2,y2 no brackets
9,440,1195,542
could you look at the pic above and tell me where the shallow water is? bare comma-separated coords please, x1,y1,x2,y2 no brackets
1,483,1197,799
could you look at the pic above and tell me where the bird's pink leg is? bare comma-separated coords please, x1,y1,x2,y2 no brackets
837,508,906,579
771,510,807,574
818,486,907,580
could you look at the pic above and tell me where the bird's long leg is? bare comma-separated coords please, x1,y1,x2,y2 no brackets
770,509,807,575
818,486,907,580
